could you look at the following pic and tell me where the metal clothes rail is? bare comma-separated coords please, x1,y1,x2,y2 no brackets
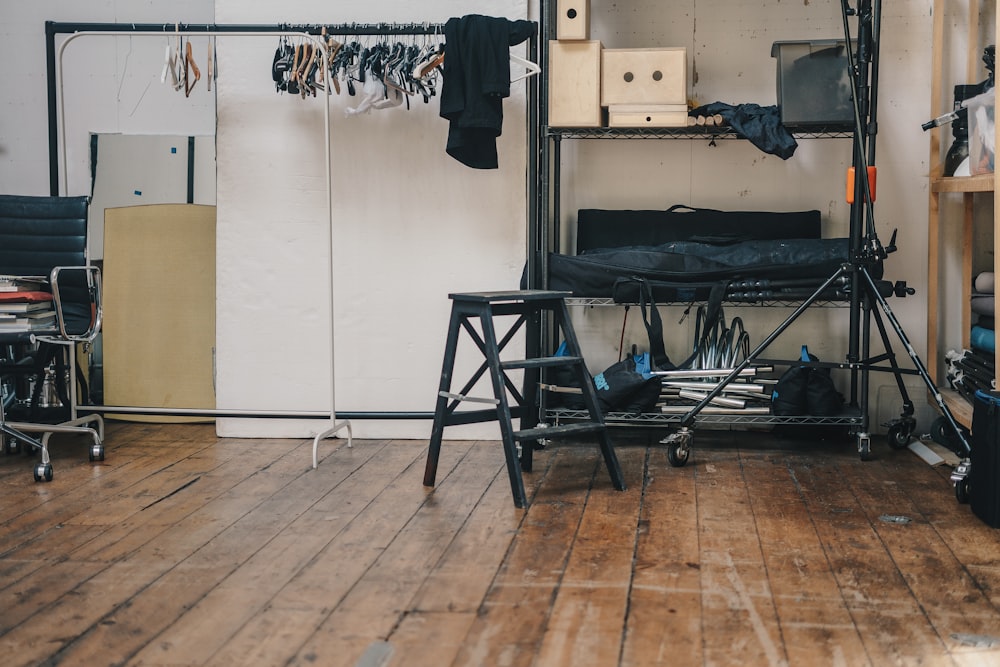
41,21,466,462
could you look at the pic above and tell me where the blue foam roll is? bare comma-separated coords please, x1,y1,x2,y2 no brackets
971,325,996,353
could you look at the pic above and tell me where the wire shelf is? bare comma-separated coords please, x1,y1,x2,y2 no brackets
545,408,864,427
563,297,851,308
546,125,854,140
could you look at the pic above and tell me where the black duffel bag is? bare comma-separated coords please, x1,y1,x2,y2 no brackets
546,238,860,298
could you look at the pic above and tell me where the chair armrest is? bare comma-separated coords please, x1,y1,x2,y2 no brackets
43,265,103,344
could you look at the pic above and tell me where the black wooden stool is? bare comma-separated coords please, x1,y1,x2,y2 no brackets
422,290,626,508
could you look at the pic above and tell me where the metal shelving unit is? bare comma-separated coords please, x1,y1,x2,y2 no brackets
529,0,972,468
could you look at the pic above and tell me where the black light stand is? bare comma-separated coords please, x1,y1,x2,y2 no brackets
666,0,973,497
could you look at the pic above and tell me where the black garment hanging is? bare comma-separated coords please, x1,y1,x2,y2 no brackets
439,14,536,169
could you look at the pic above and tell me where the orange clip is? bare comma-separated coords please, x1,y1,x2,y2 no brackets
846,166,877,204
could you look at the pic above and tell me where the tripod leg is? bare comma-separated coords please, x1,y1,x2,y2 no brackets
860,268,971,457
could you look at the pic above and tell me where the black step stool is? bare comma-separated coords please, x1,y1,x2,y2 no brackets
422,290,626,508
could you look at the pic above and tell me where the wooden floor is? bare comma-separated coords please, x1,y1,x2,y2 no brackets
1,422,1000,667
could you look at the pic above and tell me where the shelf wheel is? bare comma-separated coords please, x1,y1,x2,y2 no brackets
857,432,872,461
886,417,915,450
662,428,692,467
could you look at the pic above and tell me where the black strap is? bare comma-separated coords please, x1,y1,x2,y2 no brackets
635,277,728,372
636,277,673,371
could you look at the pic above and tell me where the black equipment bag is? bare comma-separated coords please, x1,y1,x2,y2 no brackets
576,205,822,253
970,390,1000,527
546,238,859,298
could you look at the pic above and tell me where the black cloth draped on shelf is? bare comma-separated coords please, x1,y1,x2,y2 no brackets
690,101,798,159
440,14,536,169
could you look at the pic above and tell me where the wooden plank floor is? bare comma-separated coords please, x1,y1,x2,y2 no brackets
2,422,1000,666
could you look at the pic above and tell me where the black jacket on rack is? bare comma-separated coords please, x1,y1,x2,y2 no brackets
440,14,536,169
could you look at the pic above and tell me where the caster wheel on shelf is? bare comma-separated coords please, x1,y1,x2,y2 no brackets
955,477,970,504
661,429,692,467
89,443,105,462
886,422,912,450
33,462,53,483
857,433,872,461
667,442,690,467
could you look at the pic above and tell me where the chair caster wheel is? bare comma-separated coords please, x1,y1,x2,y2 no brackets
89,443,105,462
4,437,20,456
33,462,53,482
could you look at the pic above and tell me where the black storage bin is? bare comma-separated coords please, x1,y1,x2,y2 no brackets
771,40,856,127
971,389,1000,527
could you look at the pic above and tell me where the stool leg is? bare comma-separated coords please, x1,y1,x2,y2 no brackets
481,309,528,508
519,307,543,474
556,300,626,492
424,308,464,488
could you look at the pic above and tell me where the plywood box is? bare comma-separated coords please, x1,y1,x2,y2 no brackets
608,104,689,127
601,47,687,106
549,40,603,127
556,0,590,40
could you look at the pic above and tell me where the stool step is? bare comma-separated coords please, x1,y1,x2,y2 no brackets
514,422,605,442
501,355,583,370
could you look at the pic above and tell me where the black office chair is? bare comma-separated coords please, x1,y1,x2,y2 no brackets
0,194,105,481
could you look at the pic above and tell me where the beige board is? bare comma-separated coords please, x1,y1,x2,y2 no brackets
102,204,216,422
608,104,689,127
548,40,603,127
601,47,687,106
556,0,590,40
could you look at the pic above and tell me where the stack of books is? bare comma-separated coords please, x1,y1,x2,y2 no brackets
0,277,55,332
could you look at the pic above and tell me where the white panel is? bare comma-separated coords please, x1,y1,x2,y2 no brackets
214,1,531,439
90,135,194,259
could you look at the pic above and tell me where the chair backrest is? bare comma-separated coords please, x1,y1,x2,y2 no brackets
0,194,94,336
0,194,90,276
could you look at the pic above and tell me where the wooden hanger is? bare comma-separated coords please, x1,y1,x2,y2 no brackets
206,37,214,92
185,39,201,97
299,43,315,98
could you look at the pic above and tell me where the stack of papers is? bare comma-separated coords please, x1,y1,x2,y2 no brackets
0,283,56,331
0,275,47,293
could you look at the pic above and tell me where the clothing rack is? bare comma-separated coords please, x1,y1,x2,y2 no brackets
43,20,500,463
44,21,448,197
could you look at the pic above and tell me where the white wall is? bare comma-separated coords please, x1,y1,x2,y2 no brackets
0,0,216,197
0,1,946,440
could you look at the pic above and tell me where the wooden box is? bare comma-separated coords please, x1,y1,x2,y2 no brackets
601,47,687,106
607,104,688,128
548,40,602,127
556,0,590,40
